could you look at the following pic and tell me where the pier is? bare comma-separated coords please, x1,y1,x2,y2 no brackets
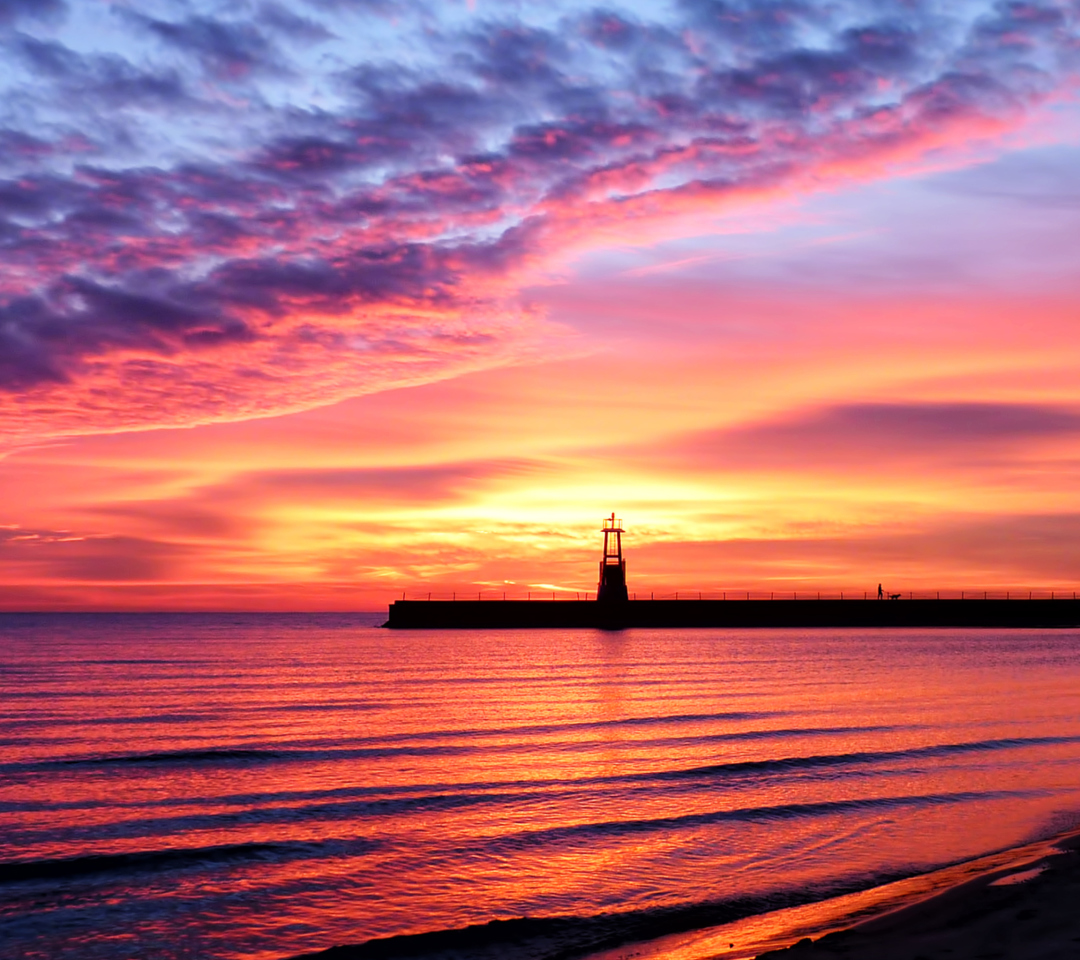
385,516,1080,629
384,597,1080,629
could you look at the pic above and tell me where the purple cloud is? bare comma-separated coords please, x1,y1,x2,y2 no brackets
0,0,65,26
0,1,1077,440
256,2,336,44
126,12,288,81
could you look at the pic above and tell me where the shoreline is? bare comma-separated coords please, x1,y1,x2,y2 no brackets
755,826,1080,960
587,825,1080,960
289,826,1080,960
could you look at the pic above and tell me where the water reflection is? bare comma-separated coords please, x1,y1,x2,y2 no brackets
0,616,1079,960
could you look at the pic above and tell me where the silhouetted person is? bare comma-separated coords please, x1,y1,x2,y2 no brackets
877,583,883,600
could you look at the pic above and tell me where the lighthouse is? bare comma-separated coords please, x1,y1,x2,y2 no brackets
597,513,629,603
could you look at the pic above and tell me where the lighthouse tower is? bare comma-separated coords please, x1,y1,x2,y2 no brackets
597,513,629,603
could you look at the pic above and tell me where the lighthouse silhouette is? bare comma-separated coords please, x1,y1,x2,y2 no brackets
597,513,629,603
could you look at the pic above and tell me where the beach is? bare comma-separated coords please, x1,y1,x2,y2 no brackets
572,827,1080,960
755,828,1080,960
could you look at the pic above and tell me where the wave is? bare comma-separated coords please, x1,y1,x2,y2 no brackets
0,725,943,775
0,710,779,741
53,748,289,765
3,743,474,773
37,785,1022,859
6,733,1072,822
636,734,1080,783
0,720,815,773
487,789,1041,853
4,790,553,847
0,837,376,885
276,711,788,750
284,863,931,960
7,712,223,731
11,729,1068,779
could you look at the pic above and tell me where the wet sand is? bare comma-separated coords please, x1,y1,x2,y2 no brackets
754,828,1080,960
586,827,1080,960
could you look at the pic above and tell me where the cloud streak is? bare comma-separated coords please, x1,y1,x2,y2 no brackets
1,1,1078,440
648,401,1080,472
631,511,1080,588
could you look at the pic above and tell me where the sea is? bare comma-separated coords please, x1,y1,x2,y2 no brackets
2,614,1080,960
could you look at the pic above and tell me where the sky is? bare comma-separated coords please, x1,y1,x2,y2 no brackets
1,0,1080,610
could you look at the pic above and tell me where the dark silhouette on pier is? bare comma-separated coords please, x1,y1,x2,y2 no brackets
597,513,629,603
385,516,1080,629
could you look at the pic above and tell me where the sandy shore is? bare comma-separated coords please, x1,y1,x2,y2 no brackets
753,828,1080,960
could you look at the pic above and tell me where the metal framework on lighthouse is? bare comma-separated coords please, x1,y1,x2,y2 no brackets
597,513,629,603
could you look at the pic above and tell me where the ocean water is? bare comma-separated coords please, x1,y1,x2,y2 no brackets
2,614,1080,960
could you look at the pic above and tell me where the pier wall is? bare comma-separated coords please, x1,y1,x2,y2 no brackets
385,598,1080,629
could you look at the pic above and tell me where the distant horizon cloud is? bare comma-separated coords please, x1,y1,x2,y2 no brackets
638,400,1080,473
3,0,1079,442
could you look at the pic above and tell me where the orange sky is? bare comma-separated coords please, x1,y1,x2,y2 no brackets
7,201,1080,610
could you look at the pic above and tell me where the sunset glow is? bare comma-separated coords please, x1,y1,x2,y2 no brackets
3,1,1080,609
